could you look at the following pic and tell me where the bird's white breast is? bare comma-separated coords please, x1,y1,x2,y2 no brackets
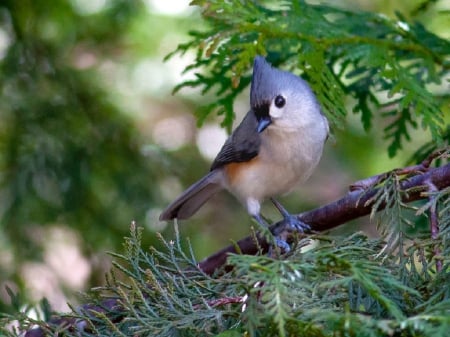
225,114,328,203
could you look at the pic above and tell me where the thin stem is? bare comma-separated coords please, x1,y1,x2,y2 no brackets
425,179,442,272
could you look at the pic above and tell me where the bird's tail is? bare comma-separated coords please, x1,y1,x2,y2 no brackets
159,170,223,221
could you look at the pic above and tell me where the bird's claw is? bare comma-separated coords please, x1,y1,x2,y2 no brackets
254,200,311,256
269,216,310,255
270,197,311,233
269,198,311,255
282,214,311,233
268,237,291,256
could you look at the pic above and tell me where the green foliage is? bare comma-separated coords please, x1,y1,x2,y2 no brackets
0,0,172,310
2,205,449,337
168,0,449,156
0,0,153,236
1,1,449,336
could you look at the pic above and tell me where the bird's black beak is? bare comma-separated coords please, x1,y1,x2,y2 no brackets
257,116,271,133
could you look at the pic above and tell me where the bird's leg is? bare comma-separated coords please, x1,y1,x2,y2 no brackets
270,198,311,233
253,213,269,227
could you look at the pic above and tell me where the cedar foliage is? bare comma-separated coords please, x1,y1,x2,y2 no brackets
168,0,449,157
1,0,450,336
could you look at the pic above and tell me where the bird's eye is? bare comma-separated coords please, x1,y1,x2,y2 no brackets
274,95,286,108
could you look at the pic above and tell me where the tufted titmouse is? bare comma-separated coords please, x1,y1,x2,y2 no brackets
160,56,329,240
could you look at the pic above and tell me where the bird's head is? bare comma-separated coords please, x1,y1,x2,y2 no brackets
250,56,323,133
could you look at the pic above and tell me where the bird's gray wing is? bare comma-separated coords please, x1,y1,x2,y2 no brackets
210,111,261,171
159,170,223,220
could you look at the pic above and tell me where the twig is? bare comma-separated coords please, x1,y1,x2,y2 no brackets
198,162,450,274
198,296,245,309
425,179,442,272
349,149,446,191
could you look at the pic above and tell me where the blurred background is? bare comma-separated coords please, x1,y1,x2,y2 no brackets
0,0,448,313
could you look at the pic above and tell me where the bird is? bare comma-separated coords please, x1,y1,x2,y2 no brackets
160,56,329,247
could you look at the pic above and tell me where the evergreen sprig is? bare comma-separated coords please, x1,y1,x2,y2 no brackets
3,206,448,337
227,233,423,336
167,0,449,156
84,223,240,336
1,2,449,336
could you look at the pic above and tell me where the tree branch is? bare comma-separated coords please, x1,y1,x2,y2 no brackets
24,161,450,337
198,162,450,275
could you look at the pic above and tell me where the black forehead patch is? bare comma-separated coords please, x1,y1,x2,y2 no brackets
253,102,270,120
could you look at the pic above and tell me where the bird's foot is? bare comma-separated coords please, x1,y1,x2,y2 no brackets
270,198,311,254
252,214,291,254
280,213,311,233
270,198,311,233
272,238,291,254
253,201,311,255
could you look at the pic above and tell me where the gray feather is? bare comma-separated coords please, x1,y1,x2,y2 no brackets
160,56,327,222
251,56,312,108
159,170,223,220
210,111,261,170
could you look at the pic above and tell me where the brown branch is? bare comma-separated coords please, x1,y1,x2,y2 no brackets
348,148,445,191
198,162,450,275
24,162,450,337
198,296,244,309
